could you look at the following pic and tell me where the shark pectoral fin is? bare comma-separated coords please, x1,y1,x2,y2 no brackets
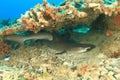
86,45,96,51
80,45,95,53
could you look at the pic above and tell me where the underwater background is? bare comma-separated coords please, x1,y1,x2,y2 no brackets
0,0,120,80
0,0,63,20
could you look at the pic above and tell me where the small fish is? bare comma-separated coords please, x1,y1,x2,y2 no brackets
4,55,10,61
59,1,67,6
73,26,90,34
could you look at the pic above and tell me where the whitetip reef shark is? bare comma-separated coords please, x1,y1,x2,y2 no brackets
41,34,95,54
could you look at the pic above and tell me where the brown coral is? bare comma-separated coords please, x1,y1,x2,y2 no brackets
112,15,120,28
0,40,11,54
108,49,120,58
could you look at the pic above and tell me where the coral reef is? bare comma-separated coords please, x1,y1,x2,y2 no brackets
0,0,119,36
0,0,120,80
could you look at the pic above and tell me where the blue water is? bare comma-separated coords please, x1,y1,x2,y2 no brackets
0,0,63,20
0,0,90,34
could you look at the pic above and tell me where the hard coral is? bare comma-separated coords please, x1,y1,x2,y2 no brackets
0,0,120,35
0,40,11,54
